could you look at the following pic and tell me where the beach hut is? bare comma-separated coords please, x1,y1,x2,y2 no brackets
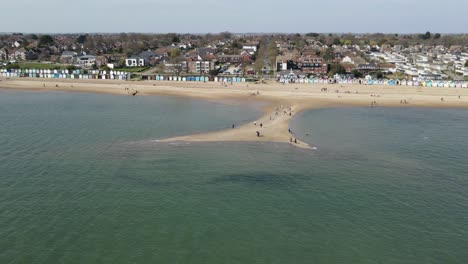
388,79,396,86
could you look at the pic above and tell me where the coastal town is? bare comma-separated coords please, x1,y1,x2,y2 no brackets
1,32,467,86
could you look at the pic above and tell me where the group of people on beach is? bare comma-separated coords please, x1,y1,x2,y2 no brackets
288,129,298,144
245,104,297,142
124,87,138,96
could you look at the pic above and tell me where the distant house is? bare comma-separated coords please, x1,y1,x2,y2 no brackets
60,51,78,63
76,54,96,67
297,56,328,75
61,51,78,58
342,56,354,64
13,48,27,60
125,56,145,67
217,55,243,64
125,50,160,67
0,48,8,61
96,56,110,67
240,51,253,63
277,55,327,75
182,59,214,74
196,48,217,61
242,45,258,53
13,40,23,48
13,48,37,61
357,63,378,72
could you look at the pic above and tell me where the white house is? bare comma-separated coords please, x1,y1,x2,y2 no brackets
242,45,257,53
13,41,22,48
76,55,96,67
125,57,146,67
342,56,354,64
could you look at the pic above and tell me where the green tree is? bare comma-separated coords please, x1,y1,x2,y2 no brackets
171,35,180,43
434,33,441,39
221,31,232,39
306,33,319,37
28,34,38,40
328,63,346,77
332,38,341,45
465,61,468,67
351,69,363,78
38,35,54,47
231,40,242,49
376,71,384,79
420,31,431,40
323,47,335,62
76,35,87,44
209,69,219,76
170,48,181,58
66,65,77,72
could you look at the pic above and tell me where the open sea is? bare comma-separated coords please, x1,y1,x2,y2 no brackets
1,89,467,263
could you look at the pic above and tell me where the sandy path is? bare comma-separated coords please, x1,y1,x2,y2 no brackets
2,78,468,148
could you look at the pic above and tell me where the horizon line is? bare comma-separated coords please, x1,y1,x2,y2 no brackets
1,32,467,35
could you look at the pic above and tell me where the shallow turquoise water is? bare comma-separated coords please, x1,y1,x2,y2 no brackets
1,90,467,263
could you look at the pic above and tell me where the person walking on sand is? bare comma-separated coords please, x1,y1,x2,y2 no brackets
260,123,263,128
290,137,293,143
254,121,257,126
294,138,297,144
232,124,235,129
256,131,260,137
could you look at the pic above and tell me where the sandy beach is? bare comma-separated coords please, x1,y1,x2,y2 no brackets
2,77,468,148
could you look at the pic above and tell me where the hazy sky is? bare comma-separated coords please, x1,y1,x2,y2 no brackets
1,0,467,33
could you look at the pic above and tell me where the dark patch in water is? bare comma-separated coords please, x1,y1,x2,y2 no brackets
209,172,307,187
116,173,179,188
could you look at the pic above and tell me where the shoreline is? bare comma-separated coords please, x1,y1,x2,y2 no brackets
2,78,468,149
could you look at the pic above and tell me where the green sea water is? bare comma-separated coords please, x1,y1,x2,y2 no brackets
1,90,467,263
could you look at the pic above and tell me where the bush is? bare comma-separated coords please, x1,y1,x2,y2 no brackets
208,69,219,76
66,65,77,72
6,63,20,69
351,69,363,78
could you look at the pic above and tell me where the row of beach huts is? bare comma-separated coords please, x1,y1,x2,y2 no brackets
143,75,248,83
278,77,468,88
2,68,467,88
0,69,130,80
